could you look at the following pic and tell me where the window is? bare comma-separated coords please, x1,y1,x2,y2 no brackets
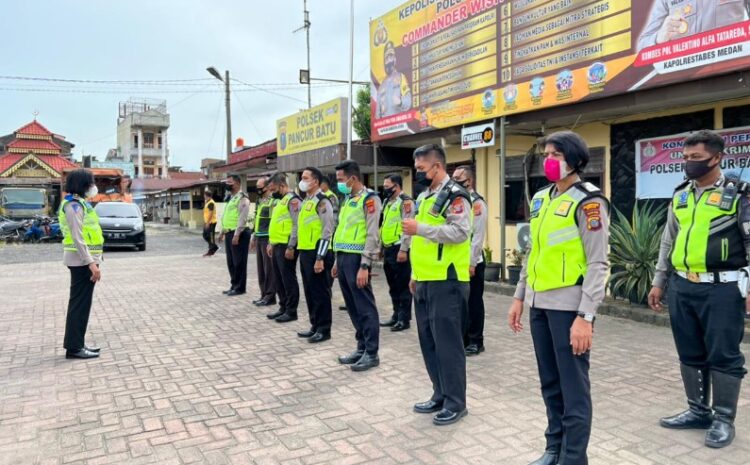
143,133,154,148
133,134,138,146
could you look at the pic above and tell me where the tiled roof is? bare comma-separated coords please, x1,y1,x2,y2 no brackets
0,154,78,176
15,120,53,137
7,138,62,152
168,171,207,180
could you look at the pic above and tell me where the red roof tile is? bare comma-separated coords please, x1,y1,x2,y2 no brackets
15,120,53,137
7,138,62,152
168,171,207,180
0,154,77,176
0,154,23,173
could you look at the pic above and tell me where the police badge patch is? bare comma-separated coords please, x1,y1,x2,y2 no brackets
676,191,689,209
530,198,543,218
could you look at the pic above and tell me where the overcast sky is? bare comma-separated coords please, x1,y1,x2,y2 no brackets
1,0,399,170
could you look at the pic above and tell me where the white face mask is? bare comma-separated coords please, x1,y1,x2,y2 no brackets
298,180,310,193
85,185,98,199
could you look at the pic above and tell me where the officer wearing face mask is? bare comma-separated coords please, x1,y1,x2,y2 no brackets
249,177,277,307
507,131,610,465
648,130,750,449
402,144,472,426
295,167,336,344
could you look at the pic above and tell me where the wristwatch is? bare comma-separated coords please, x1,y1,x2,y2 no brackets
360,263,371,271
577,311,595,323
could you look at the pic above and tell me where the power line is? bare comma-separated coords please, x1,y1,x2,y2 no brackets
233,91,264,142
230,78,309,104
0,75,345,87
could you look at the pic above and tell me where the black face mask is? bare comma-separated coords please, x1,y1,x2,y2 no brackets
382,187,395,199
415,171,431,187
271,191,283,200
685,158,717,180
454,179,469,189
257,188,265,195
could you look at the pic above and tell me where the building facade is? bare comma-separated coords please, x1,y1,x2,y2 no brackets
109,98,170,179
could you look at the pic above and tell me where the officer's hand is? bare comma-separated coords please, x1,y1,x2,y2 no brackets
314,259,324,273
218,233,225,242
356,268,369,288
657,13,683,44
89,262,101,283
402,219,418,236
745,298,750,317
331,263,338,279
648,286,663,312
266,244,273,257
570,317,593,356
284,248,295,260
409,279,416,295
397,251,408,263
250,239,256,251
508,298,524,333
469,266,476,277
232,234,240,246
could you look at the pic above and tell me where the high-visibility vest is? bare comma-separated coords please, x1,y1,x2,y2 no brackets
410,188,471,282
380,194,410,246
203,199,217,224
221,192,246,230
670,181,746,272
253,197,276,237
333,191,374,253
526,182,605,292
59,196,104,256
269,193,299,245
298,193,328,250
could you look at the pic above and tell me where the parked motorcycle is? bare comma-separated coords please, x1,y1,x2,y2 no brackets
0,216,30,242
23,215,62,243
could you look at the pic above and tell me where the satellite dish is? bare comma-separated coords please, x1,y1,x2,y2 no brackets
517,223,531,250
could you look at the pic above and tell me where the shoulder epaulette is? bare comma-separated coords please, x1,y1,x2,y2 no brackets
674,179,691,193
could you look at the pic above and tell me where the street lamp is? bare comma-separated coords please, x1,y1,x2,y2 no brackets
207,66,232,161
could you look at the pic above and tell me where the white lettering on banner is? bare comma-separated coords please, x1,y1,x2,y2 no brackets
378,122,412,136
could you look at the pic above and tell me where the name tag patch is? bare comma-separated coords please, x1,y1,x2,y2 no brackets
554,200,574,217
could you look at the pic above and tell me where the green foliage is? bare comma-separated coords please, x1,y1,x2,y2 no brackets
608,201,666,304
352,85,371,141
483,246,493,263
507,248,525,267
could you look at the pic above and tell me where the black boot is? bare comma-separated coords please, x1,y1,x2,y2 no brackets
705,371,742,448
660,365,713,429
527,449,558,465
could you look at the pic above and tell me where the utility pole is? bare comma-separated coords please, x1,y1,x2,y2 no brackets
294,0,312,109
346,0,354,160
207,66,232,161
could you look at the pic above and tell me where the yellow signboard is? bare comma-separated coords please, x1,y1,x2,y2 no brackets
276,97,347,156
370,0,750,141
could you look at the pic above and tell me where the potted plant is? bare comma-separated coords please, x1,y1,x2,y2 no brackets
483,246,502,282
608,201,667,305
506,248,525,286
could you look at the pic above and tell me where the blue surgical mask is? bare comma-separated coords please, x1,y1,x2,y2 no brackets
337,181,352,195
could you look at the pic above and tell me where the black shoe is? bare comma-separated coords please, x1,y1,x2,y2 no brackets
465,344,485,356
275,313,298,323
297,329,315,338
338,305,348,311
390,321,410,332
226,290,245,296
413,399,443,414
255,299,276,307
266,309,284,320
338,350,364,365
660,365,714,429
222,288,233,295
705,371,741,448
379,318,397,327
351,353,379,372
65,348,100,359
85,345,101,353
527,450,559,465
308,332,331,344
432,408,467,426
252,297,264,305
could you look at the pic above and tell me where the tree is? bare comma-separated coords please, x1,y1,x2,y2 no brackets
352,85,371,142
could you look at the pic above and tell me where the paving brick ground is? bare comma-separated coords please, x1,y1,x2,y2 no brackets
1,226,749,465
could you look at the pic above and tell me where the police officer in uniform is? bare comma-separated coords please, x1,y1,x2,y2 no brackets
250,177,277,307
648,130,749,449
508,132,610,465
296,167,336,343
265,173,302,323
332,160,382,372
379,174,415,332
452,165,488,356
59,169,104,359
202,189,219,257
402,144,472,426
218,174,251,296
321,175,339,216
